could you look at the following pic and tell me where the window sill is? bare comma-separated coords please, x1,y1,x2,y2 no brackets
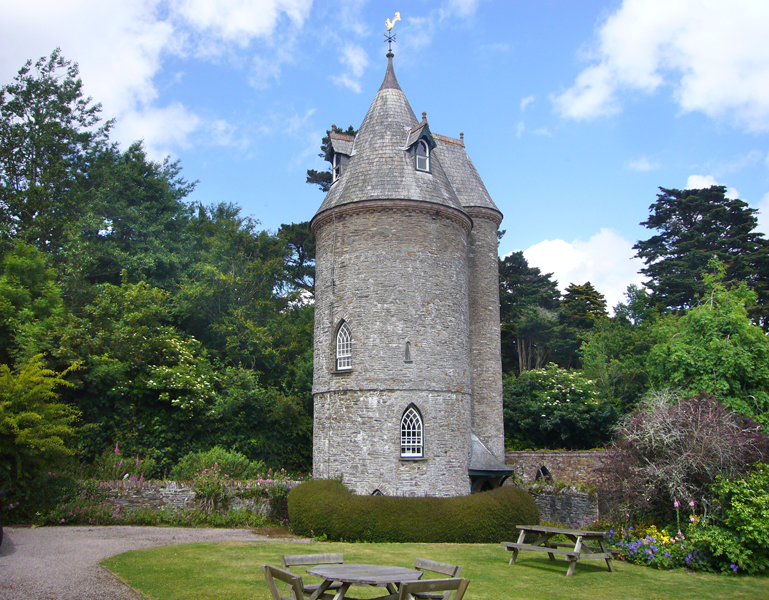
400,456,426,462
332,369,353,375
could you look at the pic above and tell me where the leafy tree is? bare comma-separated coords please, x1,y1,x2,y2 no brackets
634,186,769,328
306,125,356,193
278,221,315,294
502,363,617,450
0,48,110,252
0,241,64,365
499,251,560,373
66,142,195,294
646,265,769,425
554,281,607,368
581,287,654,413
0,356,80,509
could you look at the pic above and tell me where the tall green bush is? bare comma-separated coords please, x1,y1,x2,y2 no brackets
288,480,539,543
169,446,265,480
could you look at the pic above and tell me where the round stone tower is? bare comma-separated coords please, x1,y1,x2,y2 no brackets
311,51,508,497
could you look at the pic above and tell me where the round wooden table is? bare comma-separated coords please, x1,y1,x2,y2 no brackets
307,564,422,599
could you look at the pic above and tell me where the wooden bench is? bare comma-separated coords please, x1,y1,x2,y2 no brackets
502,525,620,577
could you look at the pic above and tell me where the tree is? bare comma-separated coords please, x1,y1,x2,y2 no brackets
305,125,356,193
503,363,617,450
0,356,80,509
0,241,64,365
646,265,769,426
554,281,607,368
0,48,111,252
277,221,315,294
498,252,561,373
581,285,655,413
634,186,769,328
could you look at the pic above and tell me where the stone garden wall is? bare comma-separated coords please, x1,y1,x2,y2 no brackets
98,480,279,519
505,450,607,486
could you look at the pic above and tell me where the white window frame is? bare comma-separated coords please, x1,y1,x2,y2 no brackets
415,140,430,172
336,321,352,371
400,406,423,458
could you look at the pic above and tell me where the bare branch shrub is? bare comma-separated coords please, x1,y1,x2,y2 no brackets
598,390,768,522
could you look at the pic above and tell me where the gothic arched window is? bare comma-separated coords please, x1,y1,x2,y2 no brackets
336,321,352,371
400,405,423,458
415,140,430,172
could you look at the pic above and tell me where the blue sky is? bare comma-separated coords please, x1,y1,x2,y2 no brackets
2,0,768,309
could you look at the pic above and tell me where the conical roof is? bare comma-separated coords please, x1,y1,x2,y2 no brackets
434,134,502,218
314,54,465,220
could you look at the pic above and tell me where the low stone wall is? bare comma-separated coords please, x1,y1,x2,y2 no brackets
503,482,599,528
98,480,278,519
505,450,607,486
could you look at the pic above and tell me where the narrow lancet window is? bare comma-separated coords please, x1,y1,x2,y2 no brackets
336,321,352,371
401,406,423,458
405,341,412,362
415,140,430,172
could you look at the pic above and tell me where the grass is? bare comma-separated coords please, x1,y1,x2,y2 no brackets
101,540,769,600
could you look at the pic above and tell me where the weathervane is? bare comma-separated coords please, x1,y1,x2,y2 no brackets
384,12,400,53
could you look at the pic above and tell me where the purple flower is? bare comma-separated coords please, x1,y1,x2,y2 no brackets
731,563,738,572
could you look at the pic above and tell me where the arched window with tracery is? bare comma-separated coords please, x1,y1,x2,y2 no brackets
400,405,423,458
336,321,352,371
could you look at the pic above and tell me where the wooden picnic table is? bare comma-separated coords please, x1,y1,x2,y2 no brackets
501,525,620,577
306,563,423,600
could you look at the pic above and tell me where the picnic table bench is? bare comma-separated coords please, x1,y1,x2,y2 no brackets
502,525,621,577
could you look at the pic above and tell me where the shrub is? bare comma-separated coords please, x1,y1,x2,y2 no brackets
288,480,539,543
599,391,768,522
503,363,617,450
169,446,265,480
687,463,769,574
81,443,156,481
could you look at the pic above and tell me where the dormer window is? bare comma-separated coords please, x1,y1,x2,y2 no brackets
415,140,430,172
333,153,349,181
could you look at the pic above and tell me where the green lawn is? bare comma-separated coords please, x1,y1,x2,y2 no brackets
101,540,769,600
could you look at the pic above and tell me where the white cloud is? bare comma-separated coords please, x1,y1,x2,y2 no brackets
627,156,660,172
552,0,769,132
443,0,480,18
516,121,525,138
331,43,369,93
532,127,552,137
170,0,312,51
522,229,645,312
685,175,739,199
520,95,535,111
0,0,313,153
756,192,769,237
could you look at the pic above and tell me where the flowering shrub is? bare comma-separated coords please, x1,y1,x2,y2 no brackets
607,524,706,571
193,463,232,514
82,443,155,481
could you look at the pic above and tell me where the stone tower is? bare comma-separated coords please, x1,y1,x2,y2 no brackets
311,50,509,497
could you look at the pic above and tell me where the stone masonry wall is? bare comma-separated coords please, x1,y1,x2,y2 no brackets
466,212,504,460
313,207,473,497
98,480,278,518
505,450,607,486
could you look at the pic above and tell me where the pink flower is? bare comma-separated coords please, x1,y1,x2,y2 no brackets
689,500,695,508
674,500,679,508
115,442,119,455
136,456,140,466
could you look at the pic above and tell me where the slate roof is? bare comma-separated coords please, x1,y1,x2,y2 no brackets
469,432,513,474
433,134,501,215
315,54,464,217
326,130,355,160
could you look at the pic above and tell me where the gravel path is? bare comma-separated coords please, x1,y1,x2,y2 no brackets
0,525,307,599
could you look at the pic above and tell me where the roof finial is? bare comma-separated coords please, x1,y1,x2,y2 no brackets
460,132,464,141
384,12,400,55
422,112,427,123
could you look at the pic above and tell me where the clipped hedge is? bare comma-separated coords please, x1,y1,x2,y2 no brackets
288,480,539,543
